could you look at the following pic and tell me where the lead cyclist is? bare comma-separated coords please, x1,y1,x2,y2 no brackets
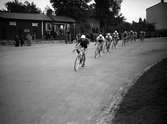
74,34,90,67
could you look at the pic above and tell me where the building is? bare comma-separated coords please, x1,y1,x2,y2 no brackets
0,12,76,41
146,0,167,30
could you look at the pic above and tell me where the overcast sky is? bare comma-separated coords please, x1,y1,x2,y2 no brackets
0,0,166,23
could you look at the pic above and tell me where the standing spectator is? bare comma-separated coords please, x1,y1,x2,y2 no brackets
26,33,32,46
20,33,24,46
14,34,20,47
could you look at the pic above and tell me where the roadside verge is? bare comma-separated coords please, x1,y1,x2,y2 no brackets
112,58,167,124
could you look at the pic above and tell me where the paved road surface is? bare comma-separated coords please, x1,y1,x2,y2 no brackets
0,38,167,124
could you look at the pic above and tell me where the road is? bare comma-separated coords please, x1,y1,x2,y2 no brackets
0,38,167,124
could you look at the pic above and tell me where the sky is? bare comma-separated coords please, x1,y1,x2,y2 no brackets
0,0,166,23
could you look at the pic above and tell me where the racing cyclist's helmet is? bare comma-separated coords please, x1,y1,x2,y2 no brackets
99,34,103,39
81,35,86,39
107,33,111,36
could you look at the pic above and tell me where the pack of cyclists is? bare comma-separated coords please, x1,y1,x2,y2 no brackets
74,30,145,68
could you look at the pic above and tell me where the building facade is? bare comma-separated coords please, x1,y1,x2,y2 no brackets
0,12,76,41
146,0,167,30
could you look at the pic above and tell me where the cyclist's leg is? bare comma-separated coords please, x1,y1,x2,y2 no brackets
122,38,124,47
111,40,114,49
74,51,81,71
82,49,86,67
102,41,106,53
106,41,109,52
114,39,116,48
95,43,99,58
100,43,103,53
107,41,110,52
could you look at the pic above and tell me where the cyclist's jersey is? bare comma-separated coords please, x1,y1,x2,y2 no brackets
113,32,119,39
134,32,137,36
123,31,128,38
105,35,112,42
78,38,89,49
96,35,105,43
130,31,133,35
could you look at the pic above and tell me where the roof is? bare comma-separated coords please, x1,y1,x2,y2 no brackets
49,15,75,23
146,1,167,10
0,12,75,23
0,12,52,21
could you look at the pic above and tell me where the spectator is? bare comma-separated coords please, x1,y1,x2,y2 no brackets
14,34,20,47
20,33,24,46
26,33,32,46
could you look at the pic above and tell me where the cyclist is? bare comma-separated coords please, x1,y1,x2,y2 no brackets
75,34,89,67
134,31,138,41
139,31,145,41
130,30,134,42
105,33,112,52
95,34,105,55
122,30,128,47
112,30,119,48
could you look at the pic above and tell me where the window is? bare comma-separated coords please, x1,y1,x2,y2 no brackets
45,23,52,31
60,25,64,30
24,29,30,33
53,25,57,32
32,23,38,27
9,21,16,26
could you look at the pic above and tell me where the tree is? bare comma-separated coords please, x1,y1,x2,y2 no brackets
50,0,124,33
5,0,41,13
50,0,91,20
131,18,155,33
44,6,54,16
94,0,123,32
5,0,25,13
24,1,41,13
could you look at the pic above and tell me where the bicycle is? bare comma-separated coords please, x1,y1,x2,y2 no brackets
73,47,86,72
94,42,103,58
105,39,111,52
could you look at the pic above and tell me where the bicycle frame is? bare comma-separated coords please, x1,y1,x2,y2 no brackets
73,47,85,71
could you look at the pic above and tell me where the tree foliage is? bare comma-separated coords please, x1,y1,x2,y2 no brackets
44,6,54,16
50,0,124,32
50,0,91,20
5,0,41,13
131,18,155,32
94,0,123,31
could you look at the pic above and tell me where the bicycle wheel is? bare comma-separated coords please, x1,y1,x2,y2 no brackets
74,55,81,72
